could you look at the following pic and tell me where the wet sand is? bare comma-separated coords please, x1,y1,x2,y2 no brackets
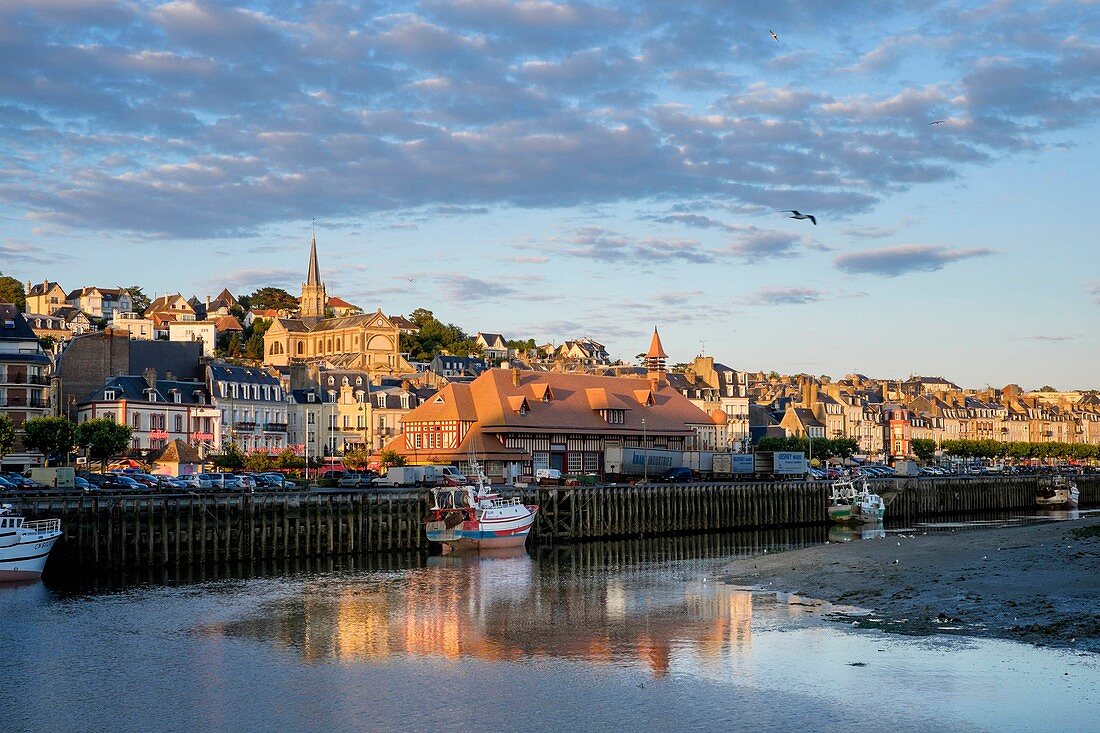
723,516,1100,652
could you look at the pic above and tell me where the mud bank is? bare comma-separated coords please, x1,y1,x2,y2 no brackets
723,515,1100,652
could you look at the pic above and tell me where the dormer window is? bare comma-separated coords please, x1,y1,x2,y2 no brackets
104,389,117,401
376,394,385,408
173,392,182,403
307,393,316,403
328,376,335,386
231,384,239,399
602,409,625,425
355,377,363,386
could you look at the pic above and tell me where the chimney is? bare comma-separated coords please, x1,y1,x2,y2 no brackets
25,280,32,296
512,368,522,387
143,367,157,389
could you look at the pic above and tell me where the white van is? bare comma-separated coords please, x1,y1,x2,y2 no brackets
29,467,76,489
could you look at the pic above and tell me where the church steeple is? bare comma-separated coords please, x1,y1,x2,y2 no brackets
306,231,321,286
300,229,327,322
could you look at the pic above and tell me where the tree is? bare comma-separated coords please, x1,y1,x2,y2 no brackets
400,308,479,361
275,448,304,470
343,446,374,471
22,417,78,466
245,287,298,312
0,272,26,310
911,438,937,462
378,449,407,468
1037,385,1058,392
244,452,276,472
210,443,245,470
38,335,57,351
124,286,151,313
77,419,133,472
0,415,14,459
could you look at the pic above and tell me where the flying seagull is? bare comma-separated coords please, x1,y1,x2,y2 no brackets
929,120,946,125
769,29,779,41
782,210,817,225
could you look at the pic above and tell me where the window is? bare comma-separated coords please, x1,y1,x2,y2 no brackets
307,412,315,425
583,453,599,472
376,394,385,408
174,415,183,432
328,377,335,386
132,413,141,429
567,453,582,472
231,384,239,399
104,390,117,400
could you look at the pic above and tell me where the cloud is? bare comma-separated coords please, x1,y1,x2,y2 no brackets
0,239,51,266
1088,281,1100,305
218,267,300,291
1,1,1099,238
1021,335,1076,343
647,213,732,230
722,227,810,262
431,273,521,301
557,227,715,264
839,219,915,239
507,255,549,264
740,286,826,306
833,244,995,276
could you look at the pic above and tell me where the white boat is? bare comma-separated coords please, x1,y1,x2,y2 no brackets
0,504,63,581
1036,476,1080,509
829,476,885,524
424,459,538,551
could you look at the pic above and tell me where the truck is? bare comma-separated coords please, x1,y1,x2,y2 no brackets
372,465,466,488
603,446,683,478
711,453,755,478
29,467,76,489
752,451,808,478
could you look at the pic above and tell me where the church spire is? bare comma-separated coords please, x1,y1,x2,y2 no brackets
644,326,668,387
307,228,320,285
300,227,327,321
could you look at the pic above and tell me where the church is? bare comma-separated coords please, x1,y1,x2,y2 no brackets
263,235,407,373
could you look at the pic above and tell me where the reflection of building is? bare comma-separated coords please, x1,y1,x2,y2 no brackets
213,544,779,680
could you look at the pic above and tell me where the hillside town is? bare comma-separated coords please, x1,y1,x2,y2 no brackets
1,236,1098,479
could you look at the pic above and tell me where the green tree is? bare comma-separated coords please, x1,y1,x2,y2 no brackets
22,417,78,466
1037,385,1058,392
343,446,374,471
0,272,26,310
76,419,133,472
211,443,245,470
244,452,276,472
400,308,479,361
378,449,407,469
0,415,15,459
911,438,937,462
275,448,305,470
245,287,298,311
38,335,57,351
124,286,151,313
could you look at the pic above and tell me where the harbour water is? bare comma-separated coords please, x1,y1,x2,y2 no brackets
2,529,1097,733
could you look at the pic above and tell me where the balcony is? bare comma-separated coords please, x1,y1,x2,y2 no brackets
0,398,49,408
264,422,288,432
234,421,257,431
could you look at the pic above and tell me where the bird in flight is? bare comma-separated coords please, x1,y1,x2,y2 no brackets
782,210,817,225
769,29,779,41
929,120,946,125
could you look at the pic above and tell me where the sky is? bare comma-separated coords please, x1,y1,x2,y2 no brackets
1,0,1098,390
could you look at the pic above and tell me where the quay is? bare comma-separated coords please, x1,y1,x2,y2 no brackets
4,475,1097,569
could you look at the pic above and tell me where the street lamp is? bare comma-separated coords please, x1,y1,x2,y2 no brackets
641,418,648,483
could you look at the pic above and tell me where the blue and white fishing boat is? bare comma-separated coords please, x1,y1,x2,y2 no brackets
424,460,538,551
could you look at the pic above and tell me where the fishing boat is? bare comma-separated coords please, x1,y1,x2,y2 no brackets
424,460,539,551
0,504,63,581
1036,476,1080,509
829,476,885,524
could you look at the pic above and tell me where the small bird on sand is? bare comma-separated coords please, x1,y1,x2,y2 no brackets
770,29,779,41
892,559,899,564
782,210,816,225
929,120,946,125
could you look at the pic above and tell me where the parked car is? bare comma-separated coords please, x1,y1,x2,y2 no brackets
155,476,188,491
103,475,144,492
336,472,374,488
177,474,213,490
0,475,17,490
74,476,97,493
5,472,42,489
659,466,695,483
127,473,161,489
237,475,257,491
257,473,296,490
199,473,240,490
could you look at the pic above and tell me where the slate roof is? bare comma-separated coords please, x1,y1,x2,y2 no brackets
0,304,39,341
82,375,208,404
208,364,280,386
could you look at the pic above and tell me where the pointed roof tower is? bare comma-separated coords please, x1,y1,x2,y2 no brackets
306,230,321,286
644,326,668,387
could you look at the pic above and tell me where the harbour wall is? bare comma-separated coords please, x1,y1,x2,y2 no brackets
7,476,1097,569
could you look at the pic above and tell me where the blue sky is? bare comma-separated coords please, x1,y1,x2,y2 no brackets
1,0,1098,389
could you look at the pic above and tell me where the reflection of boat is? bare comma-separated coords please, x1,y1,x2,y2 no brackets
1036,476,1079,508
828,523,886,543
425,460,539,551
0,504,63,581
829,477,885,524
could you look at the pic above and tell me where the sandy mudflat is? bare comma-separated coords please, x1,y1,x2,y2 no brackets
722,515,1100,652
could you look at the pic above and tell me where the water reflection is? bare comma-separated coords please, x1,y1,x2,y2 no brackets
206,541,843,679
828,523,886,543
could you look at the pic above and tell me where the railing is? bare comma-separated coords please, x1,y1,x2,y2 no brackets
23,518,61,533
234,422,257,431
264,422,288,432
